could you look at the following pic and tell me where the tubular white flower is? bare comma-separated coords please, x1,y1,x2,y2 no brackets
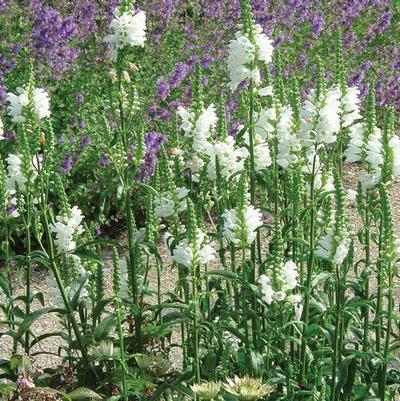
258,274,274,304
316,228,350,265
282,261,299,290
6,154,25,192
252,105,299,169
341,86,361,127
258,260,300,305
50,206,84,254
206,136,248,180
227,24,273,91
254,24,274,63
0,118,3,140
105,9,146,59
223,204,263,245
178,104,217,154
172,229,215,268
344,122,365,163
6,86,50,123
300,86,341,146
154,186,188,218
389,135,400,178
192,105,217,154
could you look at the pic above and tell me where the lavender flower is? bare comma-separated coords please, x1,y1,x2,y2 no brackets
137,131,166,182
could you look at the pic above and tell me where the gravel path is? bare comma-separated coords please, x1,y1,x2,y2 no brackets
1,163,400,372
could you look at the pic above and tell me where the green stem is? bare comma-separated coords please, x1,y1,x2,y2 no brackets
192,261,201,383
126,195,142,352
300,150,317,381
248,79,258,346
115,298,129,401
362,191,370,354
24,192,32,355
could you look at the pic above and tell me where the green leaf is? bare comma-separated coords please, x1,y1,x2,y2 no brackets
336,355,357,395
205,270,239,282
93,315,116,342
0,274,11,298
70,276,88,311
17,308,57,337
64,387,103,400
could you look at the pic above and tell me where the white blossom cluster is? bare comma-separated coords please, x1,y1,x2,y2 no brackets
316,227,351,265
50,206,85,254
6,87,50,123
172,229,216,268
227,24,273,91
223,204,263,246
345,123,400,190
253,105,299,169
154,187,189,218
300,86,341,146
258,261,301,311
177,104,217,154
340,86,362,127
105,8,146,60
207,136,249,180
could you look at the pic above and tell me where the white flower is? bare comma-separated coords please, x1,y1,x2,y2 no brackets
258,275,274,304
154,196,174,218
316,228,350,265
172,229,215,268
154,187,188,218
177,106,194,134
223,331,240,352
365,130,384,169
0,118,3,140
346,189,357,201
50,206,84,254
227,24,273,91
258,86,274,97
254,24,274,63
6,87,50,123
227,32,257,91
192,105,217,153
32,88,51,119
6,154,25,192
223,204,263,245
258,261,300,305
252,105,299,169
333,242,349,265
300,86,341,146
341,86,361,127
282,261,298,290
344,123,365,163
178,104,217,154
389,135,400,178
207,136,248,180
105,9,146,59
253,142,272,171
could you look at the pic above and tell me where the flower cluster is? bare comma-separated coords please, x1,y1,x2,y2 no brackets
105,8,146,59
223,204,263,246
6,86,50,123
227,24,273,91
316,228,351,265
258,261,301,306
154,187,188,218
172,229,215,268
49,206,84,253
